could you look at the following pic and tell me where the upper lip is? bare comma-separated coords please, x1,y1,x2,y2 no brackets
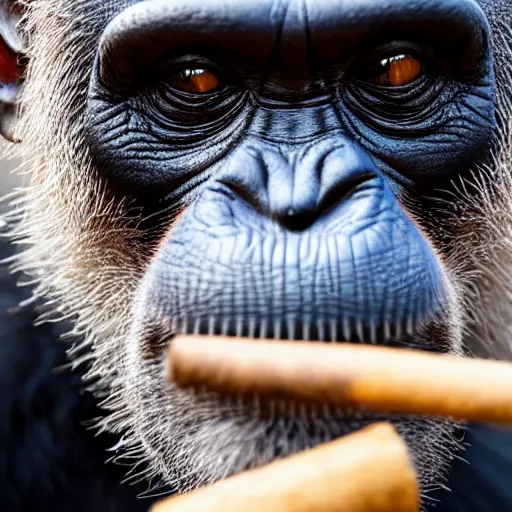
176,314,420,346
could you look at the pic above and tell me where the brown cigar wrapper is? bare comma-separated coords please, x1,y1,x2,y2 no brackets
151,422,419,512
169,336,512,424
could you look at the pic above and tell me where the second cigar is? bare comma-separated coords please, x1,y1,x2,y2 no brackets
169,336,512,425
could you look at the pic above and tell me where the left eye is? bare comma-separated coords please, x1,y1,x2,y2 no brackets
169,68,221,94
365,54,423,87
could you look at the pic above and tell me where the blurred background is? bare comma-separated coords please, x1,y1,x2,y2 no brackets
0,143,21,197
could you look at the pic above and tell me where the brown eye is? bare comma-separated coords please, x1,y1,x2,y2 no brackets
370,55,423,87
170,68,221,94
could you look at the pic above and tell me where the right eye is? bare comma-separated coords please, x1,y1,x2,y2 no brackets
169,68,221,94
357,53,424,88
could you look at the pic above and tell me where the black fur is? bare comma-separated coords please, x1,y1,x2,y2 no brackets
433,424,512,511
0,235,154,511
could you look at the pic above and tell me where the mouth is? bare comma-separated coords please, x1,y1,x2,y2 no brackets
127,302,460,501
154,261,449,349
141,306,453,426
177,313,420,347
138,218,453,358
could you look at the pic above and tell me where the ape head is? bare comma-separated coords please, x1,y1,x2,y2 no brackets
1,0,512,506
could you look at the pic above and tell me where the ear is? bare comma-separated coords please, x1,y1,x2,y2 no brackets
0,0,26,143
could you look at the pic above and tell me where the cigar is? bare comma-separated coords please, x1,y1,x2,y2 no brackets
151,422,419,512
169,335,512,424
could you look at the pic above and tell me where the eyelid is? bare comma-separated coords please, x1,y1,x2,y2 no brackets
162,53,238,86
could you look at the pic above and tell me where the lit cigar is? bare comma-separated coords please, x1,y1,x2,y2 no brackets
169,335,512,424
151,422,419,512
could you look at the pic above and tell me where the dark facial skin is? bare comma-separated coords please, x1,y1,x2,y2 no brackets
89,0,493,341
1,0,510,509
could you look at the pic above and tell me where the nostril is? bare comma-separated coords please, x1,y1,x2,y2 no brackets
318,172,377,216
278,172,377,232
278,210,317,232
217,179,264,214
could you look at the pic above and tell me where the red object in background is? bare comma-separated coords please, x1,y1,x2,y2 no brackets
0,35,18,84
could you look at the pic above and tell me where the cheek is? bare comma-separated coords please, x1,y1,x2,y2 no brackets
339,84,495,184
85,93,253,198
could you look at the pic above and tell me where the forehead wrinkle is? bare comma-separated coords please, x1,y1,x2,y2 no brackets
259,0,320,94
258,0,291,94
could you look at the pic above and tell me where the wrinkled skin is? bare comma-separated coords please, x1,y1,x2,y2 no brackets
2,0,512,510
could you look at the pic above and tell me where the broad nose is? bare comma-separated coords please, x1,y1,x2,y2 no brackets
216,136,378,231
